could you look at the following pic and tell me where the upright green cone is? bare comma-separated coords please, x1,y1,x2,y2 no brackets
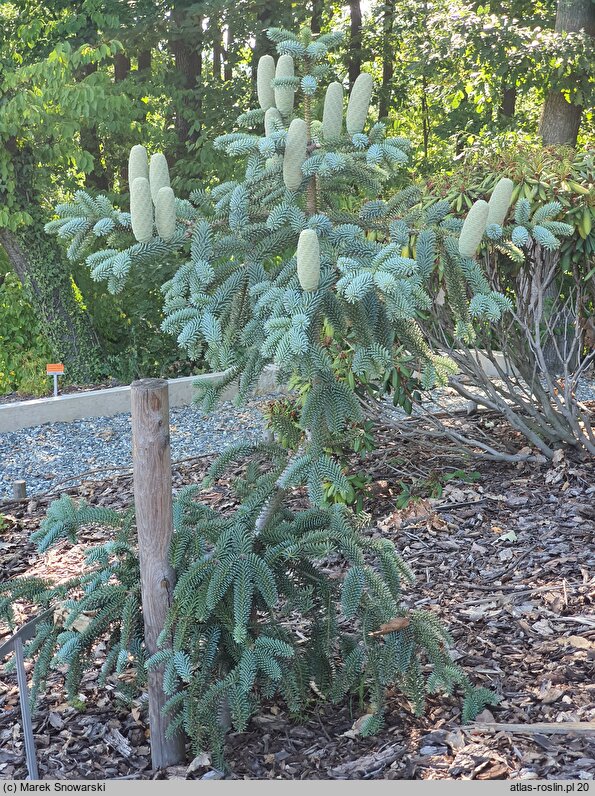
264,107,283,137
274,54,295,117
130,177,154,243
297,229,320,291
458,200,489,258
323,82,344,140
346,73,373,135
487,178,514,228
155,187,176,241
265,107,283,169
128,145,148,188
283,118,308,190
257,55,276,111
149,153,171,204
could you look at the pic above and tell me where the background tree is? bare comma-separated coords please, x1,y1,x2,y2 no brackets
539,0,595,146
1,0,593,391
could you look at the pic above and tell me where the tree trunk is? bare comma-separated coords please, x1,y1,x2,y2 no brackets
311,0,324,33
78,63,109,191
114,52,131,82
222,15,233,81
379,0,395,119
540,92,583,146
114,53,132,187
212,17,223,81
348,0,363,88
251,2,276,81
499,84,517,119
421,74,430,158
454,89,469,155
138,49,152,73
0,227,101,382
223,45,233,81
170,9,203,145
539,0,595,146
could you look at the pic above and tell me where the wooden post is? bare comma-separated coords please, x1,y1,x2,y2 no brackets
131,379,185,769
13,480,27,500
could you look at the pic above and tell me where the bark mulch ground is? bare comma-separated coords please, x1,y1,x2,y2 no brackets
0,419,593,780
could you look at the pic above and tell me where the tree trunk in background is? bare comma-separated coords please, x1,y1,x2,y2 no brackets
311,0,324,33
114,52,132,188
223,45,233,81
138,49,152,73
222,13,233,81
453,87,469,154
421,73,430,158
539,0,595,146
251,1,276,80
114,52,131,82
0,228,101,381
379,0,395,119
79,63,110,191
348,0,362,87
499,84,517,119
212,17,223,80
170,9,203,145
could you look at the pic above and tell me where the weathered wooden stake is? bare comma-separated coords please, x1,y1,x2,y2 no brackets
131,378,185,769
13,480,27,500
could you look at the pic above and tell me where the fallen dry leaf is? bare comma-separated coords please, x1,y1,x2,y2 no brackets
429,513,448,531
539,687,565,705
368,616,410,637
558,635,594,651
340,713,375,739
187,752,211,773
532,619,554,636
476,760,510,780
474,709,496,723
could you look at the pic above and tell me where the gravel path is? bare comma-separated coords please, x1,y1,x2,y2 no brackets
0,398,274,501
2,379,593,502
386,379,595,419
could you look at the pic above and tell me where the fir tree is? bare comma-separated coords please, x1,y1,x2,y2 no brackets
7,25,509,764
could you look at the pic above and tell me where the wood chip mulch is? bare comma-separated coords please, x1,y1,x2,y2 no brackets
0,419,594,781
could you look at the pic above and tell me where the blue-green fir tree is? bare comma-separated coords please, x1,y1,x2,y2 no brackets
10,26,510,766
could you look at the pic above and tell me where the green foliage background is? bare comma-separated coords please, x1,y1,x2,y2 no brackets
0,0,593,392
0,270,52,395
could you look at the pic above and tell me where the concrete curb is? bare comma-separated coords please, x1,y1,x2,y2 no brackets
0,367,281,434
459,350,515,379
0,350,513,434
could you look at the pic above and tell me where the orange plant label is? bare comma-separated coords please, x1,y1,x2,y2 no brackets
46,363,64,375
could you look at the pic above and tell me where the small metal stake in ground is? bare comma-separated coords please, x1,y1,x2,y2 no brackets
131,378,185,769
0,609,53,780
46,363,64,397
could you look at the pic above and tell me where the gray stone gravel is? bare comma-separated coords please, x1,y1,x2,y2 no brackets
388,379,595,418
2,378,593,502
0,397,275,501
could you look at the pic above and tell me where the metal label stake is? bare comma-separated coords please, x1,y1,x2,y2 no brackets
46,363,64,397
0,609,54,780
